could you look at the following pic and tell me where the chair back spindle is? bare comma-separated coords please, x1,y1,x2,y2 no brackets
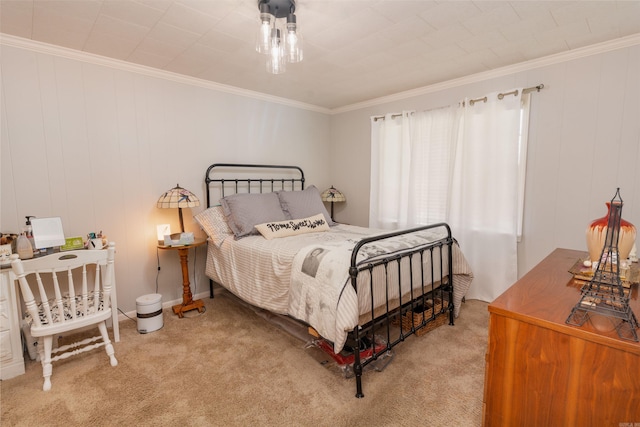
34,272,50,326
51,268,64,323
81,264,89,316
67,266,76,320
92,264,100,314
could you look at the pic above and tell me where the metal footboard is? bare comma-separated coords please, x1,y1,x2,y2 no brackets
348,223,455,398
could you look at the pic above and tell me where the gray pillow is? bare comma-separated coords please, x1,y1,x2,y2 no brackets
277,185,336,226
220,192,288,238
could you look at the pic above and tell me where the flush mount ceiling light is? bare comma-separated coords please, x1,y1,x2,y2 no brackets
256,0,303,74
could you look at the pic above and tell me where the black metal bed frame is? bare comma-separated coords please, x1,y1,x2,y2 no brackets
204,163,455,398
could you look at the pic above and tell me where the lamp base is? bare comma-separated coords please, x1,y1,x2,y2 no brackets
172,299,205,318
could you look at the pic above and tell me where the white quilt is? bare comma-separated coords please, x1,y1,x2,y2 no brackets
288,227,471,353
205,224,473,353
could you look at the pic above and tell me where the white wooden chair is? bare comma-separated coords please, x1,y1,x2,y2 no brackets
10,242,118,391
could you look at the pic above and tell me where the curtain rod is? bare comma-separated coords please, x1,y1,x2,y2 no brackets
373,112,405,122
373,84,545,120
470,83,544,105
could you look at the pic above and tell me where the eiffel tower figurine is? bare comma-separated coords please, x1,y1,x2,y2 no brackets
566,188,639,341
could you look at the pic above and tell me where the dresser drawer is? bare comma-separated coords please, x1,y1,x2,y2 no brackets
0,329,13,361
0,269,25,379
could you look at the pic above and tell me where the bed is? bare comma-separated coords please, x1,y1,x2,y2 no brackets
198,163,474,397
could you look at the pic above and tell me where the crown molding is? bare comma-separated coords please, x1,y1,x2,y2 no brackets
331,32,640,114
0,33,331,115
2,32,638,115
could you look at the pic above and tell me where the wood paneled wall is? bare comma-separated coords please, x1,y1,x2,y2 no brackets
1,44,331,312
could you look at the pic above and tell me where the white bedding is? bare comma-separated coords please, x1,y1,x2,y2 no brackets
205,224,473,353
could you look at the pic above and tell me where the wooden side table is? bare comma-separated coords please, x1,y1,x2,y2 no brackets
158,238,207,318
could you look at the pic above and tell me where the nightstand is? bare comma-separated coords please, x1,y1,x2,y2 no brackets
158,238,206,318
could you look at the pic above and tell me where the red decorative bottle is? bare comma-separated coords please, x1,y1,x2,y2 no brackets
586,202,636,262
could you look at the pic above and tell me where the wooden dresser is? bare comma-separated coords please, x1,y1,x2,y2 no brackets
482,248,640,426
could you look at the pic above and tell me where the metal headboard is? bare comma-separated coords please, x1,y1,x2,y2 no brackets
205,163,305,207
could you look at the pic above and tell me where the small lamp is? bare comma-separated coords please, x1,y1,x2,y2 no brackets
157,184,200,233
321,186,346,221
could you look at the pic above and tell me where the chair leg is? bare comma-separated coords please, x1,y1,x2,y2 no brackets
36,338,44,365
41,335,54,391
98,322,118,367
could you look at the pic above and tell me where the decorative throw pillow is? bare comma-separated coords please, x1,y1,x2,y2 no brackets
277,185,335,226
194,206,233,247
220,192,288,239
255,213,330,240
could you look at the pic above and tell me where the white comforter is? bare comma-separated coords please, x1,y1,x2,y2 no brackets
205,224,473,353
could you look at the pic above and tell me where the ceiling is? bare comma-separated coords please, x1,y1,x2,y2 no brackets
1,1,639,110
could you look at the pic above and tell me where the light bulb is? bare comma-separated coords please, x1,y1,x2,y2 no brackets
267,28,286,74
285,13,303,63
255,5,273,54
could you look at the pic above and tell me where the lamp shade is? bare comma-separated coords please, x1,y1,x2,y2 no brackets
321,186,346,203
157,184,200,209
157,184,200,233
321,186,345,221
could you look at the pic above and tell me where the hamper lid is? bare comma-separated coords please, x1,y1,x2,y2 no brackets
136,293,162,306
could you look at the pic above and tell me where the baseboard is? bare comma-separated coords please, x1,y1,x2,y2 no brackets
117,288,223,323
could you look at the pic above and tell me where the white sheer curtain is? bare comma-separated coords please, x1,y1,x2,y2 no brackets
449,91,523,301
369,112,412,230
370,89,527,302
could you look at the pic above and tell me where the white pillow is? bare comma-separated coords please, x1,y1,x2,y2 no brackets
194,206,233,247
255,213,330,240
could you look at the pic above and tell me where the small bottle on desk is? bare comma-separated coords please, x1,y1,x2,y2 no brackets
16,233,33,259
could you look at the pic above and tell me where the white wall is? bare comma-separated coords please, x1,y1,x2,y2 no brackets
330,42,640,282
1,43,331,313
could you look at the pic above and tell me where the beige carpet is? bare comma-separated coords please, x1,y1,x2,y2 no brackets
1,291,488,427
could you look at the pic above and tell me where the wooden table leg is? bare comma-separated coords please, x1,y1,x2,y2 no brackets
172,247,204,318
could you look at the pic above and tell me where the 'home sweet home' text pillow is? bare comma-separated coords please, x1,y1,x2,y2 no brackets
255,214,330,240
